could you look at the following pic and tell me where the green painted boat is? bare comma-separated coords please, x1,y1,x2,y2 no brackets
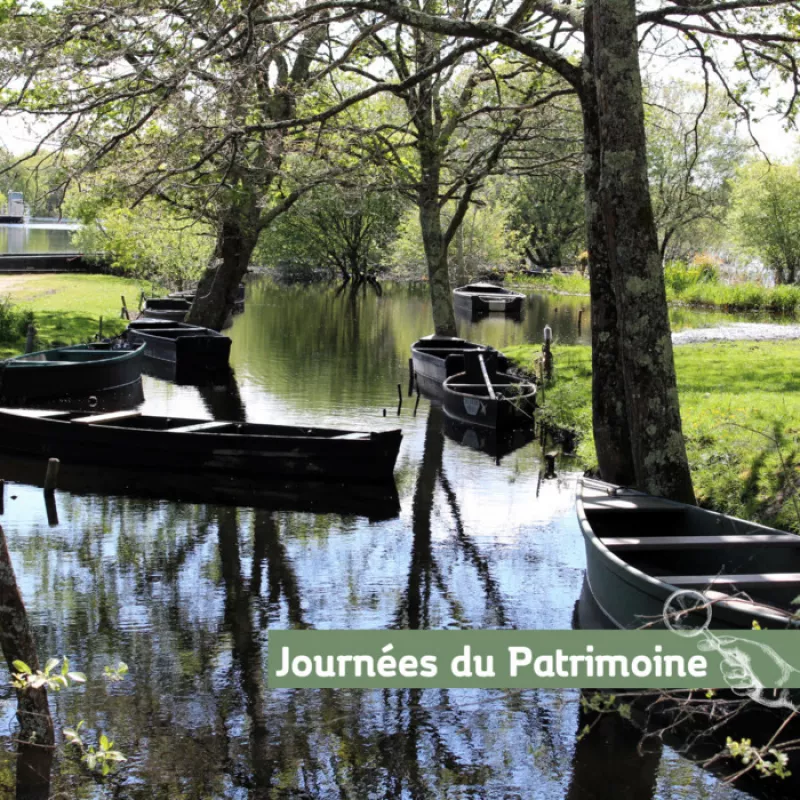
577,477,800,630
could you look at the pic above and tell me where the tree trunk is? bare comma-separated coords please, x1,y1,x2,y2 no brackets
186,219,257,331
591,0,695,503
419,152,457,336
581,3,636,486
0,525,54,747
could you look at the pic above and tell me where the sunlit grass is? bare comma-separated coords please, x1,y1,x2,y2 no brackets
508,340,800,531
0,273,150,352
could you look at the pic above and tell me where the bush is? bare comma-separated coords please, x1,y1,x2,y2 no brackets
663,255,720,293
0,299,30,344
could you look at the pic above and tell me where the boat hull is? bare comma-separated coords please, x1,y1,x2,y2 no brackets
0,344,145,405
442,371,536,430
125,322,232,370
453,287,525,316
410,336,508,399
0,410,403,483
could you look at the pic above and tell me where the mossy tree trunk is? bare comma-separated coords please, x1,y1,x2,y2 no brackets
581,2,635,486
590,0,695,502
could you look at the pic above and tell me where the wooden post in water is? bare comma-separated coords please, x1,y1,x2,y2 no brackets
542,325,553,381
544,451,557,479
24,324,36,354
0,479,4,516
43,459,59,493
408,358,415,396
397,383,403,415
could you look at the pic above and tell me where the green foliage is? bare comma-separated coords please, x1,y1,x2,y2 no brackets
729,161,800,284
11,657,86,692
64,721,127,777
257,185,404,281
67,195,212,286
663,256,720,293
726,737,792,779
0,297,31,345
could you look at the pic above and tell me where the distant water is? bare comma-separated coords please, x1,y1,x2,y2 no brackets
0,220,80,254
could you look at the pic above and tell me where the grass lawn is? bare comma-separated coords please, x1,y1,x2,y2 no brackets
507,340,800,532
0,273,149,356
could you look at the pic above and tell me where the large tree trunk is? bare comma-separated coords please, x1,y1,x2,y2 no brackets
581,3,636,486
186,218,258,331
0,525,54,748
419,152,457,336
591,0,695,503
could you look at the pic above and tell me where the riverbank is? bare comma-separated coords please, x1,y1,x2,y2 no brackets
511,273,800,315
0,273,147,356
507,340,800,532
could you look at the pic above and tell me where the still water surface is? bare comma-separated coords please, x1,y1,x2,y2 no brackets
0,222,80,255
0,280,771,798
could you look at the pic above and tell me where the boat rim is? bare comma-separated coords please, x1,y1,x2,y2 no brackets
3,342,146,364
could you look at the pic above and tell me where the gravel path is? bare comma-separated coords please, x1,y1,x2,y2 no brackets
672,322,800,345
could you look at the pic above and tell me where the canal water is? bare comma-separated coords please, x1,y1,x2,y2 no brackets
0,279,775,798
0,222,79,255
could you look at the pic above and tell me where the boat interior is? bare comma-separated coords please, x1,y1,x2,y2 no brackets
144,298,192,310
446,351,535,398
460,283,513,294
11,344,135,364
582,482,800,615
131,326,221,340
9,409,381,440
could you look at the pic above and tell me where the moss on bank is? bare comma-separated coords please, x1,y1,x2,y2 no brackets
0,274,147,357
507,340,800,532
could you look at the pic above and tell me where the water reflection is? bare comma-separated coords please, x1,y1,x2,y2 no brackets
0,278,767,798
0,223,79,255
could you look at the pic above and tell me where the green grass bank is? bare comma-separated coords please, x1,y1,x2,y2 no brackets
507,340,800,532
512,273,800,315
0,274,147,357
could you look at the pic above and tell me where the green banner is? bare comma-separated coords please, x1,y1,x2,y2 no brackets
268,630,800,694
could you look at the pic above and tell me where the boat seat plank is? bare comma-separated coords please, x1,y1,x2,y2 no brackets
602,534,800,551
663,573,800,588
704,590,794,620
169,421,232,433
332,432,370,440
583,496,685,513
72,411,142,425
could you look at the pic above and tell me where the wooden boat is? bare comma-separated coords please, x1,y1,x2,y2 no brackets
453,282,525,316
124,320,231,371
410,335,508,398
0,342,145,405
442,350,536,430
577,477,800,630
0,454,400,522
141,296,191,322
0,408,403,483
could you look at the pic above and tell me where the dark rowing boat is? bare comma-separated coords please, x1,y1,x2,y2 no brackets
169,283,245,312
0,343,145,405
453,282,525,316
142,297,191,322
0,408,403,483
0,453,400,522
577,477,800,630
442,350,536,430
410,335,508,398
124,320,232,371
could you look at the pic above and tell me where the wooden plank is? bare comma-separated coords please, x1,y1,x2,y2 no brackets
478,353,497,401
704,589,794,619
663,573,800,588
169,421,232,433
72,411,141,425
583,496,684,513
332,432,370,440
602,534,800,551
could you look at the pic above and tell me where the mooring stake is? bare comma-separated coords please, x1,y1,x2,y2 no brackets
0,479,4,516
44,458,60,493
542,325,553,381
408,359,415,396
24,324,36,354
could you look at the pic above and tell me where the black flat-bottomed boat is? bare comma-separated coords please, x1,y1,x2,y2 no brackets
442,351,536,430
141,297,192,322
410,335,508,398
453,282,525,316
0,342,145,405
124,320,232,371
577,477,800,630
0,408,402,483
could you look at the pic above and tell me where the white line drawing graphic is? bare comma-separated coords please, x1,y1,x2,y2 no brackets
662,589,799,711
